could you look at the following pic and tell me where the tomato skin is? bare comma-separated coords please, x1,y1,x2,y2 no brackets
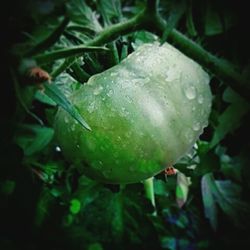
54,43,212,184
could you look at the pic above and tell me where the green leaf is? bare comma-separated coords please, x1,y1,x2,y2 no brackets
186,2,197,36
35,187,56,227
176,172,190,208
87,243,103,250
131,31,158,50
34,90,56,106
51,57,76,78
70,199,81,214
14,124,54,156
201,173,218,230
0,180,16,195
201,173,250,230
66,185,160,248
96,0,122,25
154,179,168,196
214,180,250,228
44,83,91,131
33,45,108,64
161,0,186,43
25,17,69,56
210,88,250,148
67,0,102,32
70,61,91,83
204,2,223,36
204,1,236,36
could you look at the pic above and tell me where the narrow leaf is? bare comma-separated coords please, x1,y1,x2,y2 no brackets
70,62,91,82
44,83,91,131
176,172,190,208
186,1,197,36
15,124,54,156
161,0,186,43
51,57,76,78
34,45,108,64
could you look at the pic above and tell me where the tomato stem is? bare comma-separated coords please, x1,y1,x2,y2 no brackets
144,177,157,216
85,1,250,100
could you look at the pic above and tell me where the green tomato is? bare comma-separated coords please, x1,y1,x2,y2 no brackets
54,42,212,184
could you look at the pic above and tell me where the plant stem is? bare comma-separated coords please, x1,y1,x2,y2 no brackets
84,3,250,100
144,177,157,215
153,16,250,99
86,10,146,46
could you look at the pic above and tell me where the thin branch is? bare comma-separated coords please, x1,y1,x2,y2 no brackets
86,10,146,46
153,16,250,99
84,5,250,100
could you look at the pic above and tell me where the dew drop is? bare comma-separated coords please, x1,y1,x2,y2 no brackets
76,144,80,149
125,132,132,138
185,131,193,143
126,95,133,103
110,72,118,77
184,85,196,100
193,122,200,131
203,120,209,128
107,89,114,97
87,102,96,113
198,95,204,104
93,85,103,96
120,107,129,117
71,124,76,131
165,69,179,82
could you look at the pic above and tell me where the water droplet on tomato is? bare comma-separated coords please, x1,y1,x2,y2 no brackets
126,95,133,103
87,102,96,113
93,85,103,95
107,89,114,97
203,120,209,128
198,95,204,104
185,131,193,143
110,72,118,77
184,85,196,100
193,122,200,131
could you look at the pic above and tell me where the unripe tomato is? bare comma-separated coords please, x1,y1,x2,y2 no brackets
54,43,212,184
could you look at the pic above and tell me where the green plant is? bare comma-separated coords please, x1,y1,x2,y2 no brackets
2,0,250,250
55,42,212,184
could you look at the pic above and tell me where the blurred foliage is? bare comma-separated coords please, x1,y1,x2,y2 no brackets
1,0,250,250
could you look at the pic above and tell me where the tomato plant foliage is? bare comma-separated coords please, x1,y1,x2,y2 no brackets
1,0,250,250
